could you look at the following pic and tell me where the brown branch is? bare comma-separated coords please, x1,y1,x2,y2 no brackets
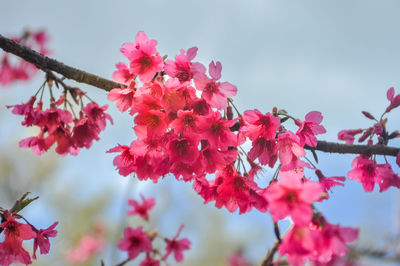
260,223,281,266
1,34,399,158
0,34,122,92
306,140,399,157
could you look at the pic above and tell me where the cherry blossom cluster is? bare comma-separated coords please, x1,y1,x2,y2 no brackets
0,29,49,87
338,87,400,192
107,31,367,265
8,74,113,155
0,194,58,266
118,194,191,265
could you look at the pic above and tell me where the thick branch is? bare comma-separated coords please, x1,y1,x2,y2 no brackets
0,34,122,92
1,34,399,158
306,140,399,157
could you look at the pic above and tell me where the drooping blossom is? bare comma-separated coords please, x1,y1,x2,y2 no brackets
118,226,153,260
266,171,322,225
315,169,345,197
295,111,326,147
348,155,400,192
163,225,191,263
194,61,237,110
309,215,359,264
32,222,58,259
120,31,164,83
248,137,277,168
278,225,314,266
127,194,156,220
0,211,36,266
337,129,363,144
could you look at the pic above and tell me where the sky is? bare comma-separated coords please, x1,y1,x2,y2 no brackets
1,0,400,265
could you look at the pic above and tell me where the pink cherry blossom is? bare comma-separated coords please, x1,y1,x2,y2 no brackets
127,194,156,220
121,31,163,83
118,226,153,260
315,170,345,196
66,234,105,263
295,111,326,147
164,47,205,83
278,225,314,266
348,155,400,192
276,131,306,171
194,61,237,110
33,221,58,259
140,256,160,266
0,211,36,266
242,110,280,141
107,87,136,112
163,225,191,262
112,62,135,84
197,112,238,150
266,172,322,225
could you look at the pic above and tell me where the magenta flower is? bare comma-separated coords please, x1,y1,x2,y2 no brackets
296,111,326,147
127,194,156,220
121,31,163,83
278,225,314,266
163,225,191,262
266,172,322,225
315,170,345,196
164,47,205,83
118,226,153,260
0,211,36,266
276,131,306,171
194,61,237,110
197,112,238,150
248,137,278,167
112,62,135,85
33,221,58,259
108,87,136,113
242,110,280,141
347,155,400,192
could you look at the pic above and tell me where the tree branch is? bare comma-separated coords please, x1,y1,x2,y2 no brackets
0,34,122,92
306,140,399,157
1,34,399,158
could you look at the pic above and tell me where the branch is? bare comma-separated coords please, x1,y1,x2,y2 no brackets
1,34,399,158
306,140,399,157
0,34,122,92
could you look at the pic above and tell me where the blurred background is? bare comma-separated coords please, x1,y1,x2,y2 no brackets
1,0,400,265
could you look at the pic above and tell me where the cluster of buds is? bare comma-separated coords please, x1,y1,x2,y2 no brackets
118,194,191,265
0,193,58,266
8,72,112,155
0,29,49,87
